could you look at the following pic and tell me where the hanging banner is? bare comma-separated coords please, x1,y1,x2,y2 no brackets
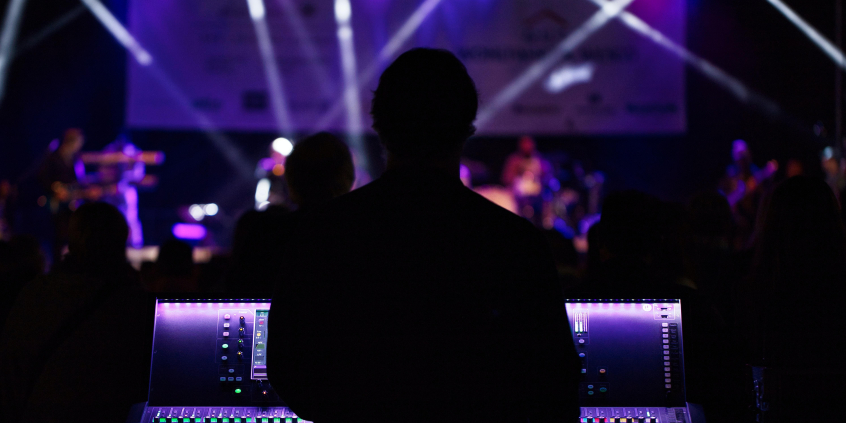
126,0,686,135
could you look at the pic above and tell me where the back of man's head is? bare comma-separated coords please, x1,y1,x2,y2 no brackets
67,202,128,273
285,132,355,206
371,48,478,160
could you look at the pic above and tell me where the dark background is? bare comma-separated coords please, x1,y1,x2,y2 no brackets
0,0,843,247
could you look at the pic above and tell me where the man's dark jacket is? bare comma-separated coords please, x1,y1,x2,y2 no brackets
268,167,580,423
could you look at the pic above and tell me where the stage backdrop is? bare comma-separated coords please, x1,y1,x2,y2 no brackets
126,0,685,135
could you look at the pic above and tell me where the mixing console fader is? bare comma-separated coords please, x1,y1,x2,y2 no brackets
131,298,308,423
565,299,702,423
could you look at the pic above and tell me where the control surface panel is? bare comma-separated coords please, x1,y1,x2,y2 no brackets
147,299,282,407
565,299,689,422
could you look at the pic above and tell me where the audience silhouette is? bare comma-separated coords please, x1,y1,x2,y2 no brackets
267,48,580,423
227,132,354,294
146,238,197,292
0,235,46,325
737,176,846,419
0,202,152,423
285,132,355,208
576,190,741,421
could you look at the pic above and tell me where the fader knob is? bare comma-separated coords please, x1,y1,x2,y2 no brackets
238,339,244,349
239,327,245,338
240,315,245,326
237,351,243,360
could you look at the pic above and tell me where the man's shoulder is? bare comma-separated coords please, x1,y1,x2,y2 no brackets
313,178,535,228
460,186,537,228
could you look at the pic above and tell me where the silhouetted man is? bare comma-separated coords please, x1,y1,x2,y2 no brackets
268,48,580,423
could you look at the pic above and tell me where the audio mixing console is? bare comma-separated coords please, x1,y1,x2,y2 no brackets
130,297,703,423
566,299,703,423
132,298,303,423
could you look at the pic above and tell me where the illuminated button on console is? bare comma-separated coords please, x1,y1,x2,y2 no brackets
224,314,231,320
222,344,229,349
240,315,245,326
239,327,245,338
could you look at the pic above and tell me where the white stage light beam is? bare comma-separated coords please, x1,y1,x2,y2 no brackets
768,0,846,70
14,5,86,57
334,0,369,172
588,0,780,115
247,0,293,134
475,0,635,130
313,0,444,131
80,0,152,65
0,0,27,106
276,0,334,97
84,0,254,180
145,65,255,180
335,0,362,135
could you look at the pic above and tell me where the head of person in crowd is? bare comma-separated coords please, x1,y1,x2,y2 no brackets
285,132,355,207
156,238,194,278
370,48,478,169
227,204,291,294
65,202,129,276
753,175,846,290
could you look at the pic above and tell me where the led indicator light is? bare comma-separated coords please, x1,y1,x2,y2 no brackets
235,388,242,394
